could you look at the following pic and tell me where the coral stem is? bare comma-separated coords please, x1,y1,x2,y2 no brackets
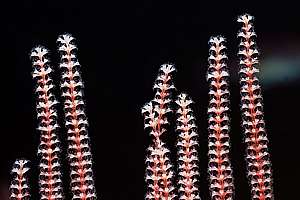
9,159,30,200
142,64,176,200
207,36,234,200
57,34,96,200
176,93,200,200
237,14,273,200
30,46,63,200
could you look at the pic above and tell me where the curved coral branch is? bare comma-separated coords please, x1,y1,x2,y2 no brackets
207,36,234,200
175,93,200,200
30,46,64,200
237,14,273,200
9,159,30,200
57,34,96,200
142,64,176,200
143,102,162,200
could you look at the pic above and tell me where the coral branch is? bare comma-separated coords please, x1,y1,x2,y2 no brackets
9,159,30,200
142,101,176,200
207,36,234,200
237,14,273,200
175,93,200,200
57,34,96,200
145,140,175,200
30,46,64,200
152,64,176,142
142,64,176,200
143,102,162,200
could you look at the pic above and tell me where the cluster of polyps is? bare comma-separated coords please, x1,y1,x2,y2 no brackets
237,14,273,200
30,46,64,200
57,34,96,200
9,159,30,200
207,36,234,200
142,64,176,200
175,93,200,200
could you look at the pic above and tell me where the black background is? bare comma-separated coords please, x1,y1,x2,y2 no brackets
7,0,300,199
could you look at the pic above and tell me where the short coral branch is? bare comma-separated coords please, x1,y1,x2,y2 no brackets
9,159,30,200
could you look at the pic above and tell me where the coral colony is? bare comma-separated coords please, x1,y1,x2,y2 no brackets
10,14,273,200
10,34,97,200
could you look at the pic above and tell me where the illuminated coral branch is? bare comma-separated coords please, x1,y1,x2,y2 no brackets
142,64,176,200
9,159,30,200
237,14,273,200
175,93,200,200
30,46,64,200
207,36,234,200
57,34,96,200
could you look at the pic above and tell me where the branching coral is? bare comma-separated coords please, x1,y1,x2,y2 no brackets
10,13,276,200
9,159,30,200
207,36,234,200
57,34,97,200
175,93,200,200
30,46,64,200
142,64,176,200
237,14,273,200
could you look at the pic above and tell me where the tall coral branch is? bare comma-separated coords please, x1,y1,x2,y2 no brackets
207,36,234,200
57,34,96,200
142,64,176,200
30,46,64,200
237,14,273,200
9,159,30,200
175,93,200,200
